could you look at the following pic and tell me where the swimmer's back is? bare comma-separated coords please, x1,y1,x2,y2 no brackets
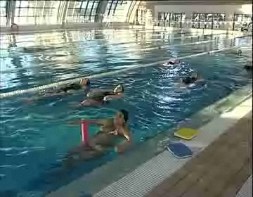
60,83,82,92
244,65,252,71
87,90,113,101
182,76,197,85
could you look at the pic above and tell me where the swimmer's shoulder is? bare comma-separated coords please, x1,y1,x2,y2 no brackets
122,126,131,142
100,118,114,126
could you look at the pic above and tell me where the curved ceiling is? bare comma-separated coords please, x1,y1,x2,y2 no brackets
145,0,252,4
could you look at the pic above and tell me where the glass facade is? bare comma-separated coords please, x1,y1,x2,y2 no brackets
2,1,251,30
66,0,99,23
233,14,252,30
0,0,132,26
14,1,61,25
157,12,186,28
0,0,7,26
104,0,132,23
192,13,226,29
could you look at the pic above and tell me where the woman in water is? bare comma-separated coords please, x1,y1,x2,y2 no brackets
64,109,131,166
25,78,90,103
180,72,205,87
162,58,180,66
181,73,199,85
78,84,124,106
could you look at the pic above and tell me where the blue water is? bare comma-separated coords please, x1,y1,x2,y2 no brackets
0,30,232,93
0,29,252,196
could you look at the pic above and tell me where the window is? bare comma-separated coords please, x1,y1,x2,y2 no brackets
192,13,226,29
66,0,99,23
157,12,185,28
0,0,6,26
14,1,61,25
104,0,130,22
233,14,252,30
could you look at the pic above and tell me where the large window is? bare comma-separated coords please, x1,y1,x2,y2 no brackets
157,12,185,28
136,8,146,25
104,0,130,22
66,0,99,23
14,1,61,25
233,14,252,30
192,13,226,29
0,1,7,26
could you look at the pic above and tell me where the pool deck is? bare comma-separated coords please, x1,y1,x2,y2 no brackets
147,111,252,197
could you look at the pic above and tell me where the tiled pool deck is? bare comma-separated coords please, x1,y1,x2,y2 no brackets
147,111,252,197
237,176,252,197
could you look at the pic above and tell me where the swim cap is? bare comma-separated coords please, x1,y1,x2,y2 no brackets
114,84,124,93
120,109,128,122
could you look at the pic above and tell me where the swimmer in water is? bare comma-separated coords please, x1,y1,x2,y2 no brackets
64,110,131,167
180,72,201,86
25,78,90,103
237,49,242,56
79,84,124,107
163,58,180,66
56,78,90,94
244,64,252,72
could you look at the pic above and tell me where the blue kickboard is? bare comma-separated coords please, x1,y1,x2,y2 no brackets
167,142,193,158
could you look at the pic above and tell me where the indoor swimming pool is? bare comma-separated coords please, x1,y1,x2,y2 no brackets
0,29,252,196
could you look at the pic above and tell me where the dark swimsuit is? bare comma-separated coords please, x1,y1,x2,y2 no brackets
244,65,252,71
87,91,114,102
60,83,82,92
182,77,197,85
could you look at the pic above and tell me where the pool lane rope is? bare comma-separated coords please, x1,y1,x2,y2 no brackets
0,35,251,99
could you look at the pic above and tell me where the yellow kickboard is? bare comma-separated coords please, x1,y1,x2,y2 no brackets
174,128,199,140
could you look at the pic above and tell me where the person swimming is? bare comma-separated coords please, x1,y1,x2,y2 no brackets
25,78,90,104
64,109,131,167
237,49,242,56
163,58,180,66
57,78,90,94
181,73,199,85
244,65,252,72
79,84,124,106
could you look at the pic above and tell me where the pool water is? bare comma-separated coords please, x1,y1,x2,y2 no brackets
0,29,252,196
0,30,237,93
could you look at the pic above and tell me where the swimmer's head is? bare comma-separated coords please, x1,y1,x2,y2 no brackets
113,84,124,94
191,72,198,79
114,109,129,126
168,58,180,65
80,78,90,86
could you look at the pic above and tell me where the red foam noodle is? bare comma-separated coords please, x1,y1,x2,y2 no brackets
81,121,89,146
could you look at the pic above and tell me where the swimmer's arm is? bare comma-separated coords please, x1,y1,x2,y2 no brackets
68,118,110,126
177,79,187,88
104,94,123,101
115,129,132,153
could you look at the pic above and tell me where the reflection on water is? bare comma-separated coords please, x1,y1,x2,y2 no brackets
0,29,246,93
